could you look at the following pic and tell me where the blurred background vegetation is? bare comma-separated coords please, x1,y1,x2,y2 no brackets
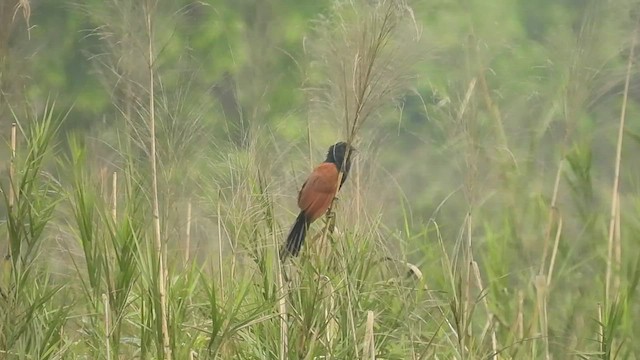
2,0,639,229
1,0,640,358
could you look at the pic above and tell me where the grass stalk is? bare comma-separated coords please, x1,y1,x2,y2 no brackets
324,279,337,351
613,191,621,296
534,275,549,360
103,293,111,360
546,216,563,287
363,310,375,359
8,122,16,209
143,0,171,358
539,161,563,276
473,260,496,354
111,171,117,220
355,155,361,226
598,302,604,355
184,200,192,263
517,290,524,341
605,20,637,304
462,213,474,357
278,270,288,360
217,198,224,292
3,121,17,285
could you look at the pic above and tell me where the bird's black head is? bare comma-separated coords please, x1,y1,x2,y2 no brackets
325,141,355,186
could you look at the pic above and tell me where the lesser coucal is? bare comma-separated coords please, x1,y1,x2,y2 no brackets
280,142,355,259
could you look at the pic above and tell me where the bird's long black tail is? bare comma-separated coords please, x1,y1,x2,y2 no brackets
280,212,309,259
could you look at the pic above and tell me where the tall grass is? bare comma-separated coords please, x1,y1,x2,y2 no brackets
1,103,69,359
0,0,640,359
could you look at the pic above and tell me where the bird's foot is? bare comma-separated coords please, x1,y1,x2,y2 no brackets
326,211,336,234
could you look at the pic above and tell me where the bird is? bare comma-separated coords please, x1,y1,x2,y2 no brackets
280,141,355,259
